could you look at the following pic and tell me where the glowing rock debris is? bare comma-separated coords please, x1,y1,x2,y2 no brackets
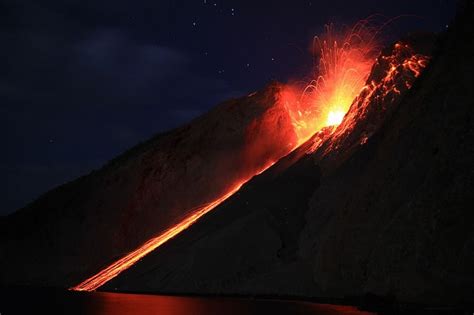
284,21,380,144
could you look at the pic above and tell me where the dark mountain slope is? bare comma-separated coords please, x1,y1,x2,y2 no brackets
300,4,474,304
103,2,474,306
1,84,298,286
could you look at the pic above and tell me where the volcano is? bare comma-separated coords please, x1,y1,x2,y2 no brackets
2,1,474,308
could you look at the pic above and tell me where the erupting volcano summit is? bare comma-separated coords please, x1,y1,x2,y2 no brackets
70,22,433,292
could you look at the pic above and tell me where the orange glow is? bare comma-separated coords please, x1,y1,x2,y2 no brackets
284,21,380,143
326,110,345,126
70,161,275,292
317,40,431,158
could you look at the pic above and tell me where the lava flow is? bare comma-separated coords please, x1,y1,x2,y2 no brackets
71,161,276,291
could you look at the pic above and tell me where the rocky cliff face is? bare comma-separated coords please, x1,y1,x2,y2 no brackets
300,19,474,303
1,83,298,286
101,2,474,306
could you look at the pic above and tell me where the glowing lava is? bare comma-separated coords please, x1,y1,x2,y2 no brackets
314,38,431,160
326,110,345,126
71,161,275,291
284,21,380,143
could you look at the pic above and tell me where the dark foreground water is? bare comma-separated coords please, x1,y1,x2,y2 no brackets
1,287,375,315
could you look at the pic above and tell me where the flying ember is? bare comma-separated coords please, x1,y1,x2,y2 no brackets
284,20,381,143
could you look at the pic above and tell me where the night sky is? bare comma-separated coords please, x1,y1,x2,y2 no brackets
1,0,456,215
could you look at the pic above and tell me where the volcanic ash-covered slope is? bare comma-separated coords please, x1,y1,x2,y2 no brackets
104,4,474,306
1,83,298,287
300,5,474,304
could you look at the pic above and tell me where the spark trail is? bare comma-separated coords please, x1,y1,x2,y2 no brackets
284,20,380,143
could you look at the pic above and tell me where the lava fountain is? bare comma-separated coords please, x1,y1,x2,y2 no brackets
284,20,381,143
